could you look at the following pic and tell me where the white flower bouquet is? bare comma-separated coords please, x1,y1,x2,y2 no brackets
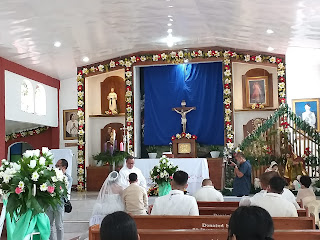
150,156,178,185
0,147,68,219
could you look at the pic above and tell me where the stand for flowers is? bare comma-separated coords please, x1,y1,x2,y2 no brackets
158,182,171,196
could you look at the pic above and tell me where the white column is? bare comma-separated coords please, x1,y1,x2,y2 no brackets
133,66,141,158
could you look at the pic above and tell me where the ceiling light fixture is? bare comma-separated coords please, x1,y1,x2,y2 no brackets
268,47,274,51
167,23,172,26
169,18,173,22
54,41,61,47
82,57,89,62
266,29,274,34
168,5,173,8
167,29,173,33
168,15,172,18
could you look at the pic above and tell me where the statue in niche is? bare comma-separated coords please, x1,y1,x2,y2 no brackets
106,87,118,115
104,127,117,154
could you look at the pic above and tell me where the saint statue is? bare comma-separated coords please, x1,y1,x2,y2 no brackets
302,104,316,128
107,88,118,114
172,100,196,133
284,152,307,186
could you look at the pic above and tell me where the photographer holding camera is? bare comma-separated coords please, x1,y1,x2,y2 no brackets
229,152,252,197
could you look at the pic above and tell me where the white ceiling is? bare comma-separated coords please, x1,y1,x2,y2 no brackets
0,0,319,80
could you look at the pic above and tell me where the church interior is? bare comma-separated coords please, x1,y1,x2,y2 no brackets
1,0,320,239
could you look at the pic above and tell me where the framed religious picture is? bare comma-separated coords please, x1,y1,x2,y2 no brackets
63,109,78,140
292,99,320,132
245,76,269,108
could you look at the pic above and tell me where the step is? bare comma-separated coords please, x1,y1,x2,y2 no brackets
64,220,89,233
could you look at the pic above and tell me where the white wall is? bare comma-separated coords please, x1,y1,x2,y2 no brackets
5,71,58,127
59,76,78,185
286,47,320,108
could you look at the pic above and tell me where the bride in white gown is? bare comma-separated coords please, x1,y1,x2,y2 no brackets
89,171,125,226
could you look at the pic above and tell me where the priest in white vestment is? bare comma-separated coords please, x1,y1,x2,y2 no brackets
119,156,147,189
151,170,199,216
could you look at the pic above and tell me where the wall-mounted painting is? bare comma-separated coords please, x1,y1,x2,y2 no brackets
63,109,78,140
292,99,320,132
245,76,269,108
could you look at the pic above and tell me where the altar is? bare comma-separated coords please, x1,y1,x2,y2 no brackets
135,158,209,195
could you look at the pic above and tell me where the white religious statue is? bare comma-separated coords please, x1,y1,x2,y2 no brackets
107,87,118,114
302,104,316,128
119,156,147,189
66,113,78,137
173,100,196,133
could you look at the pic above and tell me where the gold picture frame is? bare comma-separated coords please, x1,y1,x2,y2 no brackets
63,109,78,140
292,99,320,132
245,76,269,108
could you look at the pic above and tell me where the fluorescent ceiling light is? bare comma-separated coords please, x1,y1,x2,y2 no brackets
266,29,274,34
82,57,89,62
54,41,61,47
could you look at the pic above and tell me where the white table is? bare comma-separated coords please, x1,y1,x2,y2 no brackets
135,158,209,195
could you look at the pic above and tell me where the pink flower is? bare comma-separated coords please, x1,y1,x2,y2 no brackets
15,187,22,194
47,186,55,194
169,176,173,179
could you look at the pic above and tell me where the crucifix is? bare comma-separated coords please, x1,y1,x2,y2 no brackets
172,100,196,133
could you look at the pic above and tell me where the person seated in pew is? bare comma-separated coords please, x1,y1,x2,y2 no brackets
296,175,316,206
250,176,298,217
123,173,148,215
151,170,199,216
240,171,300,209
228,206,274,240
100,211,139,240
193,179,224,202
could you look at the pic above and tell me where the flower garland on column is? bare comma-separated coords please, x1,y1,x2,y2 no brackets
76,49,285,190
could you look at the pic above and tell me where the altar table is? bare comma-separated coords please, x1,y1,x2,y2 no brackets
135,158,209,195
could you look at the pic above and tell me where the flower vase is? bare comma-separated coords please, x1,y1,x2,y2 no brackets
158,182,171,196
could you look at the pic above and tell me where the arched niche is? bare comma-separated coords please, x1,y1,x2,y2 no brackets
101,76,125,114
101,122,124,153
8,142,33,162
242,68,273,108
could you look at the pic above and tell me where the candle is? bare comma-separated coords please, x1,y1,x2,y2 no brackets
120,142,124,151
104,142,108,152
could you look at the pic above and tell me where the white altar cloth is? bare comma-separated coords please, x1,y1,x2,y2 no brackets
135,158,209,195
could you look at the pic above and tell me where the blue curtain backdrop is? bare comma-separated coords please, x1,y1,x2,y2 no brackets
144,62,224,145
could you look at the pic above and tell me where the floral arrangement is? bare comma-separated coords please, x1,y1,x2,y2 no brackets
147,185,159,196
0,147,68,219
105,109,118,115
77,48,286,191
150,156,178,185
251,103,265,109
5,126,50,142
171,132,197,140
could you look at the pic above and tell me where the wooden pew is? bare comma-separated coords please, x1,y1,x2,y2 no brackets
197,201,239,207
197,201,303,208
89,226,320,240
133,215,315,230
198,207,308,217
137,229,320,240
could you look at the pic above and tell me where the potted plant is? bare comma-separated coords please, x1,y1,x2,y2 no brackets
147,145,157,159
313,179,320,192
93,150,129,170
210,145,222,158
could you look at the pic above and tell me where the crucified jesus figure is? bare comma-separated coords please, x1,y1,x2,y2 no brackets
172,100,196,133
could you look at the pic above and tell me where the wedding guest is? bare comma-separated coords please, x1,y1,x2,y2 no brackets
100,211,139,240
123,173,148,215
228,206,274,240
47,159,72,240
151,170,199,215
193,179,224,202
250,176,298,217
296,175,316,205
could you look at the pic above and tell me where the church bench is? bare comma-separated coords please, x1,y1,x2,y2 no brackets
88,226,320,240
198,207,308,217
133,215,315,230
197,201,303,208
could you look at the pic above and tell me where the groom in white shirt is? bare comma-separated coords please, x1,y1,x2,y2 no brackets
151,170,199,216
119,155,147,189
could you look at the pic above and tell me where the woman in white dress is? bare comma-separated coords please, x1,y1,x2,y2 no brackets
89,171,125,226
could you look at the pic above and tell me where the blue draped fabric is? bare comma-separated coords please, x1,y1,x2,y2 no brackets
144,62,224,145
